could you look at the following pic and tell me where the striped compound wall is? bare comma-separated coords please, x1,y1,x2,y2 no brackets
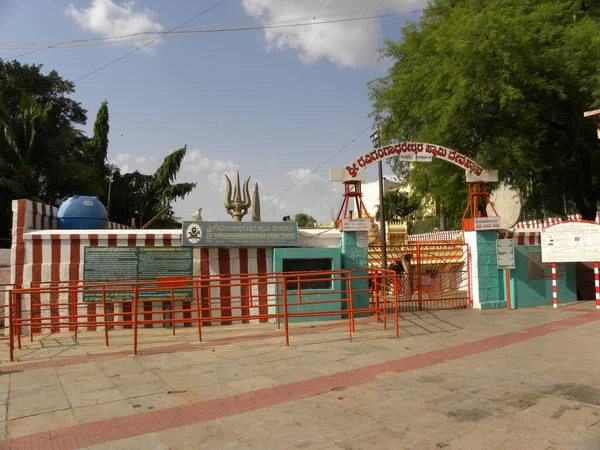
9,200,273,330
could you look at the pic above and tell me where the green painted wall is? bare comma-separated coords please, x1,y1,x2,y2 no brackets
273,247,343,322
476,231,505,309
341,232,369,315
513,246,577,308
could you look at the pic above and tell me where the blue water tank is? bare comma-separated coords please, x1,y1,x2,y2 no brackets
57,195,108,230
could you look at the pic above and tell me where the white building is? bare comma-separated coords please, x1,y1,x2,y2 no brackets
361,178,402,217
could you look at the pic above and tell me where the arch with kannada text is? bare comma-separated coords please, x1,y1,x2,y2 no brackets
344,142,486,179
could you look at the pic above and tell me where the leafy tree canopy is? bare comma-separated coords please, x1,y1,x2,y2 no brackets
369,0,600,222
294,213,317,228
375,188,419,223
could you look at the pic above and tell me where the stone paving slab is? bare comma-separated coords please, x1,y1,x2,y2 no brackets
0,306,599,449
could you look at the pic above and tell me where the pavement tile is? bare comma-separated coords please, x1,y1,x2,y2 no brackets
553,428,600,450
126,392,190,412
302,409,385,443
158,419,241,449
87,432,170,450
272,397,345,422
445,424,548,449
72,401,137,424
225,375,280,392
67,387,126,409
8,388,70,419
220,407,297,439
116,380,172,399
486,409,584,446
335,427,423,450
320,385,390,410
242,422,336,450
8,408,76,438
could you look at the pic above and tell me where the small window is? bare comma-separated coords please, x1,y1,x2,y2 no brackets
282,258,332,291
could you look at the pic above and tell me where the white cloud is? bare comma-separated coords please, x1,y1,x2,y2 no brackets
112,152,157,173
241,0,424,68
66,0,164,46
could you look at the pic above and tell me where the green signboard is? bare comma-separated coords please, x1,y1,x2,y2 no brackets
181,221,299,247
83,247,193,302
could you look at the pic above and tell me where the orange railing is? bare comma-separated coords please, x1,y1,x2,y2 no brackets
6,268,401,361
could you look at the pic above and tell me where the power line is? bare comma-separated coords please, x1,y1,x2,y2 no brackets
1,8,424,60
73,0,229,82
263,124,373,206
0,0,422,52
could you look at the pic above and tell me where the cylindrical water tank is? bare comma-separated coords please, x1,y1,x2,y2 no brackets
57,195,108,230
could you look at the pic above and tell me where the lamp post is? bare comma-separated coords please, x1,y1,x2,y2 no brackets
107,175,113,218
371,130,387,270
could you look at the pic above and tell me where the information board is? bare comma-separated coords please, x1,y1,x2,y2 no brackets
541,222,600,263
181,221,298,247
475,217,501,230
496,239,515,269
342,218,371,232
83,247,193,301
356,232,369,248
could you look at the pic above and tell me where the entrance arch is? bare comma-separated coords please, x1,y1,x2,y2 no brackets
343,142,486,179
331,141,498,230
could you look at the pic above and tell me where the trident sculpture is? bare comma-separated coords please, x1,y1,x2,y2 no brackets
224,171,251,221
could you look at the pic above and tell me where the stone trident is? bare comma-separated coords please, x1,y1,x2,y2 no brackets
224,170,251,221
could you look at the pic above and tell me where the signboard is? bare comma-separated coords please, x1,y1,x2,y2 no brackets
342,218,371,232
356,232,369,248
83,247,193,301
181,221,298,247
541,222,600,263
344,142,484,179
474,217,501,230
496,239,515,269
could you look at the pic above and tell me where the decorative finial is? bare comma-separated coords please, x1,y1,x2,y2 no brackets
252,183,261,222
224,170,251,221
191,208,203,222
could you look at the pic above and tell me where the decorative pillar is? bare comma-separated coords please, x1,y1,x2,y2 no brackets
464,230,503,309
341,231,369,315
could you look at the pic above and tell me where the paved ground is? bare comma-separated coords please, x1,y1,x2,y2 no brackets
0,303,599,449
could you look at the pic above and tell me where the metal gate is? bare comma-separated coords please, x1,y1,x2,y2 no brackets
369,242,471,311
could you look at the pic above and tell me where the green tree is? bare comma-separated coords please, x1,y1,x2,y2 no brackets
369,0,600,222
107,146,196,228
294,213,317,228
375,188,419,223
86,100,109,170
0,61,98,246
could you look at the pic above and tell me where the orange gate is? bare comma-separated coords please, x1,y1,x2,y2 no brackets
369,241,471,311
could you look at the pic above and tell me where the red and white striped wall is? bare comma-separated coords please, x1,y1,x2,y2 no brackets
9,199,273,330
595,263,600,309
515,213,600,229
496,231,541,246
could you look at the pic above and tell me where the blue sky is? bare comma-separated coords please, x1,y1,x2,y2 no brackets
0,0,424,223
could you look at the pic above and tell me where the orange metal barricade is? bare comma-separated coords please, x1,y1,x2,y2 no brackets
6,268,403,361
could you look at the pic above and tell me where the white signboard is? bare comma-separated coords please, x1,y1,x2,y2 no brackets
475,217,501,230
342,218,371,232
496,239,515,269
541,222,600,263
356,232,369,248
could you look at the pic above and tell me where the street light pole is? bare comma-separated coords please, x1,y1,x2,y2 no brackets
371,130,387,270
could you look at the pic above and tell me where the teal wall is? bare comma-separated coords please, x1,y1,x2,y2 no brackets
513,246,577,308
341,232,369,315
273,247,343,322
476,231,505,309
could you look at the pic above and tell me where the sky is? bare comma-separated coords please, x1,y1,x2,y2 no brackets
0,0,425,224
